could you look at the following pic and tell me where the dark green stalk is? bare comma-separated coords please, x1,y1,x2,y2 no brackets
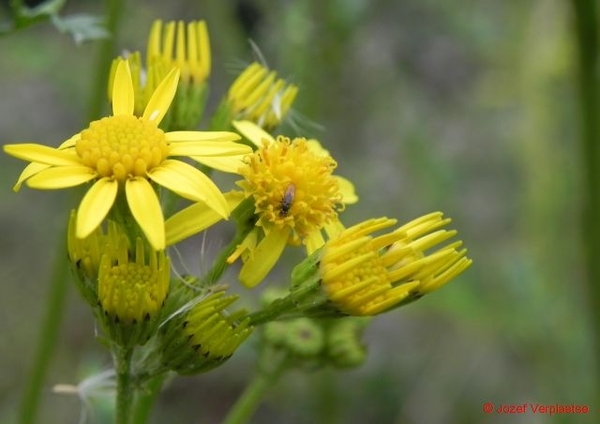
571,0,600,403
115,346,135,424
17,236,70,424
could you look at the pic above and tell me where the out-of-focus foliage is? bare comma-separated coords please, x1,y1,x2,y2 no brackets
0,0,108,44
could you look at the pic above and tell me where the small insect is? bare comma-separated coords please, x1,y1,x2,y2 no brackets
279,183,296,216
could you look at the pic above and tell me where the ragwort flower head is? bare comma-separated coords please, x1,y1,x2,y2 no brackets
159,292,253,375
98,237,170,347
223,62,298,130
147,19,211,87
317,214,472,316
109,19,210,120
4,60,251,250
227,121,358,288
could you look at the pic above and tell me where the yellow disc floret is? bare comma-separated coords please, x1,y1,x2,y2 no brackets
318,215,472,316
98,239,170,325
320,218,413,316
76,115,168,182
238,137,342,244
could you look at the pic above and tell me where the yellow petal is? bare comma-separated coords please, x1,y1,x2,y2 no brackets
146,20,162,62
112,60,135,116
198,20,210,79
149,161,229,218
324,219,346,239
232,120,275,147
306,139,330,157
76,178,118,238
58,133,80,149
27,165,96,189
190,155,246,173
305,231,325,254
335,176,359,204
13,162,51,191
148,159,212,202
238,229,289,288
4,143,81,166
143,67,180,124
165,131,241,143
125,177,165,250
168,141,251,157
165,192,243,245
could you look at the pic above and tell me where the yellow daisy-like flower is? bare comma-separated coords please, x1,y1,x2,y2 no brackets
225,62,298,130
319,214,472,315
3,60,250,250
228,120,358,288
109,20,211,129
147,19,211,86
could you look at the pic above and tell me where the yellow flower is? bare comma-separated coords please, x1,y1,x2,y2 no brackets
228,120,358,288
98,238,170,326
318,214,472,315
109,20,211,129
98,236,171,347
147,20,211,86
225,62,298,130
3,60,250,250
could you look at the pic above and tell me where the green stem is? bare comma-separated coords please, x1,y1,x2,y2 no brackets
247,296,298,326
115,346,135,424
200,200,257,286
200,227,249,286
18,235,70,424
131,374,168,424
222,351,289,424
571,0,600,403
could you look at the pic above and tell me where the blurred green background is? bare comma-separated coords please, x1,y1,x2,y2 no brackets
0,0,596,423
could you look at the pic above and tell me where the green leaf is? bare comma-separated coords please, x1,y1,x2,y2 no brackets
50,13,110,44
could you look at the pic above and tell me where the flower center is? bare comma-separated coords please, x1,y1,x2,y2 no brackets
98,262,168,324
238,137,343,244
76,115,168,181
320,218,417,316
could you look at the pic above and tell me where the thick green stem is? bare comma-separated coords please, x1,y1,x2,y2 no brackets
115,347,135,424
571,0,600,403
18,236,70,424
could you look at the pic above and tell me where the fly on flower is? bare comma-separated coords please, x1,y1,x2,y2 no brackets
279,183,295,217
222,120,359,288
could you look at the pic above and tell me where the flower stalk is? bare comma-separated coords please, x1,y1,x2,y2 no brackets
115,346,135,424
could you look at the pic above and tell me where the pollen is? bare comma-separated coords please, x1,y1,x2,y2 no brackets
76,115,168,181
238,137,342,244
